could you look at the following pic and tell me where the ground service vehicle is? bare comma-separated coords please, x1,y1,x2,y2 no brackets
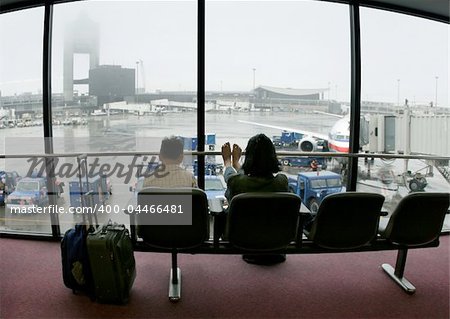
279,156,328,170
272,131,328,169
5,177,49,211
288,171,344,214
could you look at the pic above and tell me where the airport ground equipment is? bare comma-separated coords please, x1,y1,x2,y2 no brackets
272,130,330,153
69,174,110,208
5,177,49,210
272,131,304,149
288,170,344,214
279,156,327,169
272,131,328,169
179,133,216,151
399,164,432,192
193,162,223,176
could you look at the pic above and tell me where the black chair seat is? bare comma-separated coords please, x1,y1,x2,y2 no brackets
136,187,209,301
137,187,209,249
227,192,301,251
379,192,449,246
305,192,385,250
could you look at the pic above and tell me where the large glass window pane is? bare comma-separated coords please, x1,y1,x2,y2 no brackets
50,0,197,232
359,8,449,231
206,0,350,213
0,8,49,234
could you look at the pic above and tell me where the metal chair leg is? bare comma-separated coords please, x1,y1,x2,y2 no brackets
382,248,416,294
169,267,181,302
169,250,181,302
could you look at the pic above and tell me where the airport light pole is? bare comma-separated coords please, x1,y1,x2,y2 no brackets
328,81,331,101
435,76,438,107
252,68,256,90
136,61,139,103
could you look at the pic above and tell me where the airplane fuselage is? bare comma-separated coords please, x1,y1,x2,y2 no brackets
328,116,350,153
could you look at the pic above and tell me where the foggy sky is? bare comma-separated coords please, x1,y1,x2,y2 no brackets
0,1,448,106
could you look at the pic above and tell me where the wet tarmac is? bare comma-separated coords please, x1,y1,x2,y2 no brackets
1,111,449,233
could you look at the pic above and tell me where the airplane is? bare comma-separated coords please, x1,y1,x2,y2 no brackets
239,115,405,189
238,113,352,153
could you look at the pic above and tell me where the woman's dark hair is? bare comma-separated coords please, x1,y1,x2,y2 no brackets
241,133,280,177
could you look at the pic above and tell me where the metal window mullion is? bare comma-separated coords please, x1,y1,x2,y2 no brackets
197,0,206,190
347,1,361,191
43,1,60,237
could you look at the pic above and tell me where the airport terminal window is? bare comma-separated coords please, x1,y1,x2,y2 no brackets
50,1,197,232
0,1,200,236
0,8,51,234
205,1,350,212
205,1,350,142
1,1,448,236
359,8,449,225
0,7,44,138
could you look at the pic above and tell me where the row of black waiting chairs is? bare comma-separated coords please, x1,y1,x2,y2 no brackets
129,189,449,301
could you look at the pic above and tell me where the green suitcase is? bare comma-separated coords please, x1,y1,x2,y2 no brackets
87,221,136,304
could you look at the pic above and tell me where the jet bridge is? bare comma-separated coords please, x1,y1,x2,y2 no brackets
368,112,450,158
368,111,450,186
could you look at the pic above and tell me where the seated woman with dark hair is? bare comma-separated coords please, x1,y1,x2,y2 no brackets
221,133,289,265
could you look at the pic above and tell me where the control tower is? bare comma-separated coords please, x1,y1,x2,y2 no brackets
63,13,100,102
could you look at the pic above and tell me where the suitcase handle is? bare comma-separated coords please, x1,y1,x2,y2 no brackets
101,220,114,234
100,220,125,234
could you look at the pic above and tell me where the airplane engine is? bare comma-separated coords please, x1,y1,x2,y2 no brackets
299,137,318,152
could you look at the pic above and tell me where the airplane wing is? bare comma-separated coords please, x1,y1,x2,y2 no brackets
0,110,8,120
238,120,329,141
